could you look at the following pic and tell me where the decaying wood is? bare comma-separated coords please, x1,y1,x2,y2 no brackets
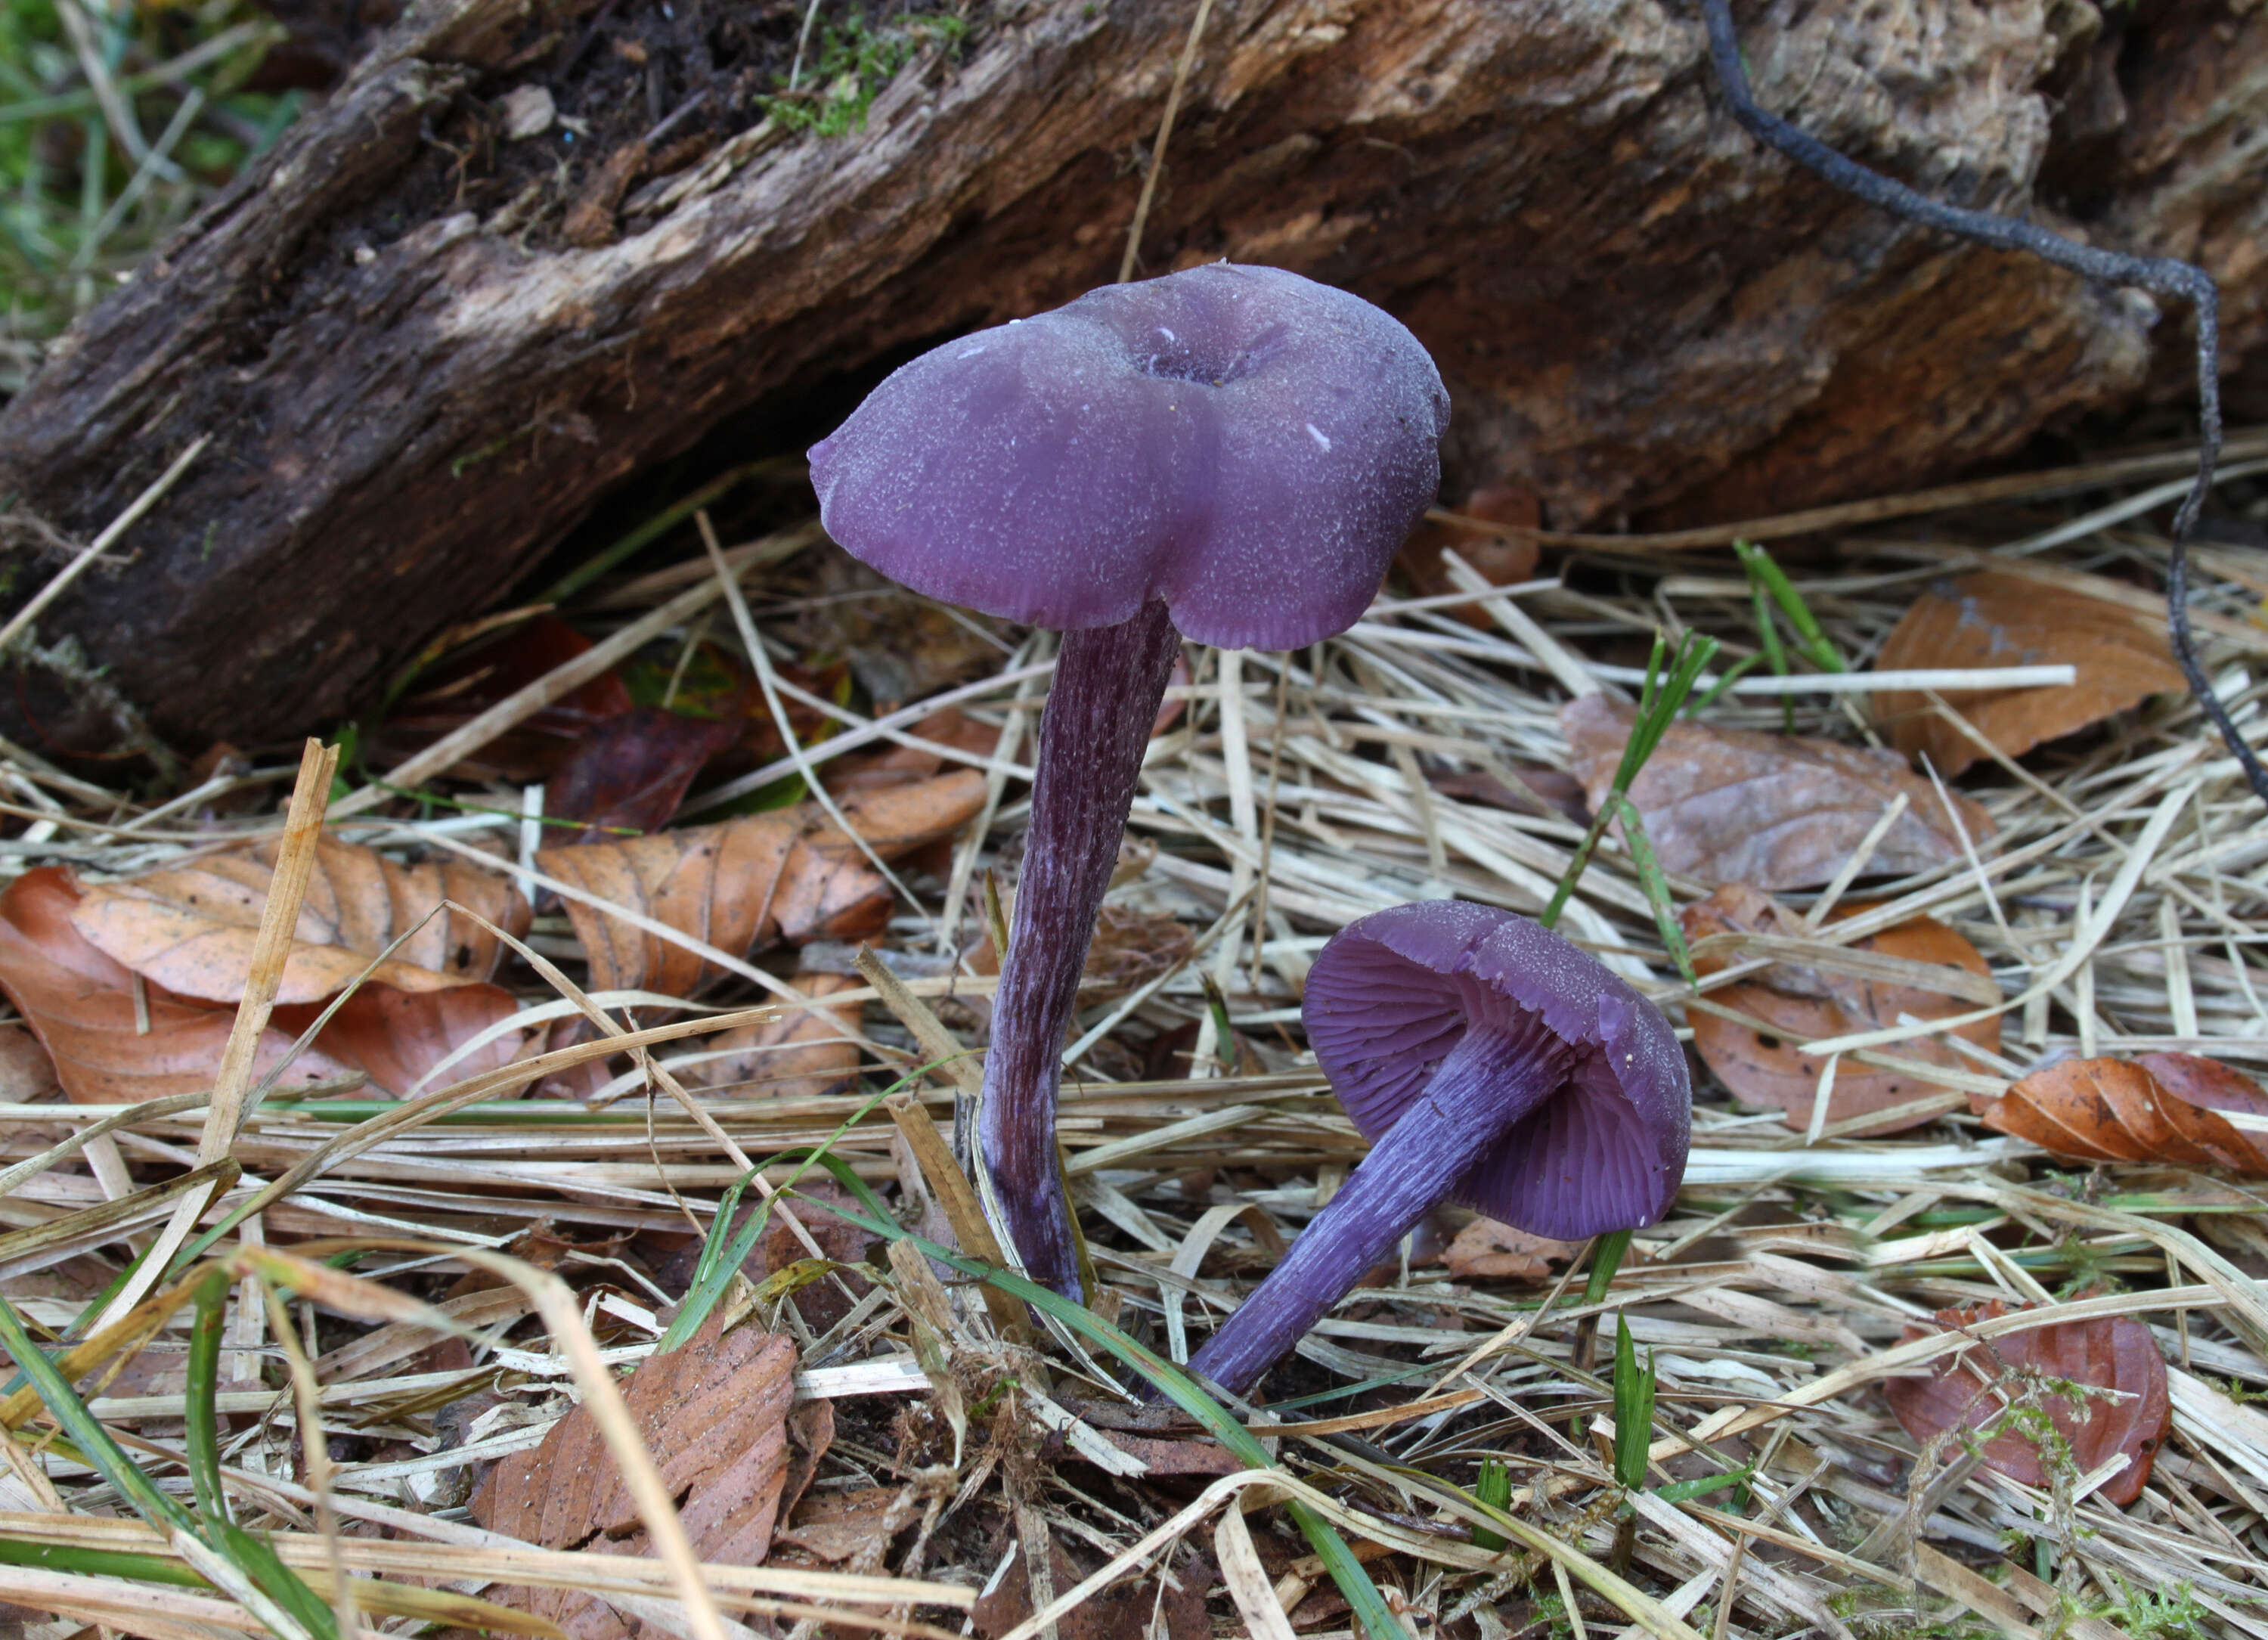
3,0,2266,750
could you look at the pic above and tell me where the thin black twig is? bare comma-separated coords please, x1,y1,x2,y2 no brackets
1697,0,2268,807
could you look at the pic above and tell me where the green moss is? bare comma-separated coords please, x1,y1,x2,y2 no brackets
761,13,968,140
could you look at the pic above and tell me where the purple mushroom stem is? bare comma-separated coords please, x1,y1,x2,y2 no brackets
978,601,1182,1294
1185,1015,1572,1397
1184,901,1691,1399
808,263,1448,1296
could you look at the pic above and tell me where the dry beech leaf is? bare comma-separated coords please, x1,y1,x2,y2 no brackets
0,1025,60,1101
1441,1217,1581,1282
1684,885,2001,1134
1972,1053,2268,1173
1562,694,1994,890
678,970,863,1099
70,836,528,1004
539,770,985,995
1873,572,2185,778
826,707,1004,795
470,1319,797,1640
1885,1300,2170,1507
274,982,532,1098
0,867,356,1103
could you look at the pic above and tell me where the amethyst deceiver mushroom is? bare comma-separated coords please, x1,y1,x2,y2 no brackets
1185,901,1690,1398
810,263,1449,1297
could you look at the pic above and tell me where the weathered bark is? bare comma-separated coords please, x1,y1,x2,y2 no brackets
2,0,2264,751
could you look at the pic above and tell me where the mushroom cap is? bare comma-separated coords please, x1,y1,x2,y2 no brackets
1303,901,1690,1240
807,263,1450,651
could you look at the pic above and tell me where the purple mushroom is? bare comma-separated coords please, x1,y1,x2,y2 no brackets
810,264,1448,1297
1185,901,1690,1397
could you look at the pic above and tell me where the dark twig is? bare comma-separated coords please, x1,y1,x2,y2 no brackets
1696,0,2268,808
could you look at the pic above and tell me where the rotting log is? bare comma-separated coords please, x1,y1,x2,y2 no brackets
2,0,2265,753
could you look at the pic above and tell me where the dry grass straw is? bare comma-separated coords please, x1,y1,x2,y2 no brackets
7,439,2268,1638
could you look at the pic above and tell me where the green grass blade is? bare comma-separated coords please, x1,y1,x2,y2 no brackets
1473,1457,1511,1551
1737,539,1845,673
1613,1316,1656,1490
0,1291,199,1535
1585,1229,1632,1307
0,1536,209,1586
1547,630,1718,933
1686,649,1763,715
1614,795,1696,984
184,1270,232,1526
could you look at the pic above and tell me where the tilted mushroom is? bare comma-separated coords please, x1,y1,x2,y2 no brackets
1185,901,1690,1397
810,263,1448,1296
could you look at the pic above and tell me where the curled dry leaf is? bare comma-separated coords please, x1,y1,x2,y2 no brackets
1873,571,2185,778
539,770,986,995
677,970,863,1099
1441,1216,1581,1281
1561,694,1994,890
1885,1300,2170,1506
1684,885,2001,1135
470,1319,798,1640
1972,1053,2268,1173
70,836,528,1003
0,867,356,1103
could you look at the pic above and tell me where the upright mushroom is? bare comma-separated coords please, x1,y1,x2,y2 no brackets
1185,901,1690,1397
810,264,1448,1296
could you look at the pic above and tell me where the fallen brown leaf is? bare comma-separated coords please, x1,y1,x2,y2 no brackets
469,1319,798,1640
1441,1217,1582,1282
826,707,1003,794
1885,1300,2170,1506
1396,485,1543,629
70,836,528,1004
677,970,863,1099
1873,572,2185,777
274,981,531,1096
0,1025,59,1101
0,867,355,1103
1974,1053,2268,1173
548,705,745,840
540,770,986,995
376,613,635,783
1684,885,2001,1134
1562,694,1994,890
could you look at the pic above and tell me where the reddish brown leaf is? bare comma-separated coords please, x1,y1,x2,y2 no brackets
0,1026,59,1101
1683,885,2001,1134
1885,1301,2170,1506
1441,1217,1582,1282
273,981,533,1097
1396,485,1544,629
826,707,1005,795
469,1320,798,1640
376,613,636,782
539,771,986,995
2136,1052,2268,1170
1873,572,2186,777
1975,1054,2268,1173
548,705,744,839
677,971,863,1099
0,867,355,1103
1562,694,1994,890
70,836,528,1004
